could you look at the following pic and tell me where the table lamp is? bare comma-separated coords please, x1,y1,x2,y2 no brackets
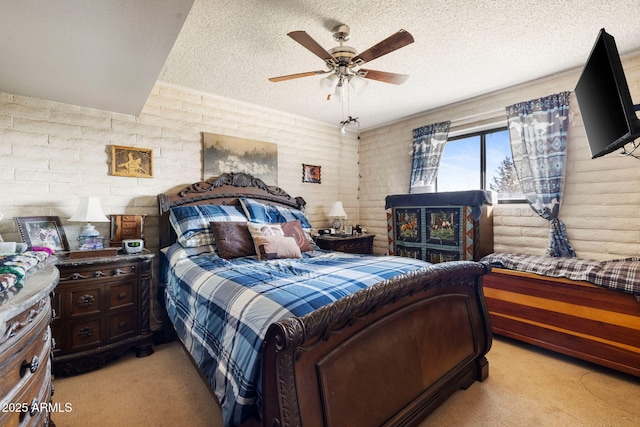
328,201,347,234
69,197,110,249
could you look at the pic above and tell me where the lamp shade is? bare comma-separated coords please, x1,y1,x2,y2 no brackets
69,197,110,223
328,201,347,218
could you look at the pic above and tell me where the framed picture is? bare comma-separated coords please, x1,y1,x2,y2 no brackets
110,145,153,178
15,216,70,252
302,164,321,184
202,133,277,184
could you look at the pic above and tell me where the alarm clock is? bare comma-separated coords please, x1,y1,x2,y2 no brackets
122,239,144,254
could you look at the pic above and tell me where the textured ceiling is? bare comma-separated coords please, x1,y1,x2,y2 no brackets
2,1,640,130
160,0,640,130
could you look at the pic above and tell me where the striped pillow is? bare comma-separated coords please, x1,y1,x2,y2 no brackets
169,205,247,247
239,198,312,229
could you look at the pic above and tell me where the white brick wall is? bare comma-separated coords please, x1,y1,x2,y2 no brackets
359,51,640,261
2,52,639,265
0,82,359,254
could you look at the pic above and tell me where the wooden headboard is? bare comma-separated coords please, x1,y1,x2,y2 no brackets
157,172,306,249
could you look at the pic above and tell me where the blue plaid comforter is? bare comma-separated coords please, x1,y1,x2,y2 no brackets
163,244,431,426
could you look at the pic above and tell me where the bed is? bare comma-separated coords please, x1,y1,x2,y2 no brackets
157,172,493,427
481,252,640,377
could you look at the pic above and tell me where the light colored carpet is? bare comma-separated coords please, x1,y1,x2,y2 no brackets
52,337,640,426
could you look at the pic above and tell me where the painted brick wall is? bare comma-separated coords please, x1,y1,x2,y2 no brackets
0,82,360,254
359,51,640,261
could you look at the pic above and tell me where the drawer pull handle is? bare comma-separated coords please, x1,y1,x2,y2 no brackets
119,321,127,329
77,294,95,308
29,398,39,416
21,355,40,374
118,292,127,299
79,326,94,339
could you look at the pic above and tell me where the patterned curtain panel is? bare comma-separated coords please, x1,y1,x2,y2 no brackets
409,121,451,192
506,91,575,257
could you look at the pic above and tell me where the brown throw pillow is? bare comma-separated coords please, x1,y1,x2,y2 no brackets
210,222,256,259
281,220,314,252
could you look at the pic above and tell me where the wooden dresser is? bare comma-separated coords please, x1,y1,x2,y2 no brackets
51,251,154,376
0,264,59,427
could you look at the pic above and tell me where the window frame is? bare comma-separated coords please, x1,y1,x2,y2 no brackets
439,126,526,204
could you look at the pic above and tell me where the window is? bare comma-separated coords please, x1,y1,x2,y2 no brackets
437,128,525,202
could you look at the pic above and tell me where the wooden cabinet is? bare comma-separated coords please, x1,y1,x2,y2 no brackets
385,191,493,263
0,265,58,427
109,214,145,247
315,234,375,254
52,251,154,376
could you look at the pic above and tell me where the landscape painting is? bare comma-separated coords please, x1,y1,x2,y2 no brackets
202,133,277,184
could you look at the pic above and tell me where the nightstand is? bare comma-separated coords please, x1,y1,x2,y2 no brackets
51,250,154,376
314,234,375,255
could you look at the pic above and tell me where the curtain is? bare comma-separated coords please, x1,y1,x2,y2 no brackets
409,121,451,192
506,91,575,257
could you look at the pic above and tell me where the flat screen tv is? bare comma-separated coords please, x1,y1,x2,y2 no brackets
575,28,640,159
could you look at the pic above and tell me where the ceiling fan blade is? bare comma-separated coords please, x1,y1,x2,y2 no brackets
352,30,414,65
359,69,409,85
268,70,327,82
287,31,335,64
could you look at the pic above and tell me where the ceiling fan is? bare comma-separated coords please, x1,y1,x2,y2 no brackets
268,24,414,97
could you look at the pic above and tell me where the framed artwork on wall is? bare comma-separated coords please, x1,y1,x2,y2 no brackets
202,133,278,184
110,145,153,178
302,164,321,183
15,216,70,252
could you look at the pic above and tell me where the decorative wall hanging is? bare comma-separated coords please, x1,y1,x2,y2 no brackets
16,216,70,252
202,133,277,184
302,164,321,183
110,145,153,178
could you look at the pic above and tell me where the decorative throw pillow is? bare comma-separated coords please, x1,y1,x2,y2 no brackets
169,204,247,247
210,222,256,259
239,198,312,229
252,235,302,260
246,222,302,260
280,220,314,252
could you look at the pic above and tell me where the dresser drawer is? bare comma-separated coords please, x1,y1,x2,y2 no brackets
110,310,136,341
109,282,135,311
0,356,52,427
0,313,50,402
69,318,104,352
68,285,104,318
58,261,139,285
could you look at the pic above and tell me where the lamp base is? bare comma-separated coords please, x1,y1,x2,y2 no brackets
332,217,342,233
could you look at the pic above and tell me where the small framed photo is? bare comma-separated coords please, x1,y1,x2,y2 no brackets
111,145,153,178
302,164,321,184
15,216,70,252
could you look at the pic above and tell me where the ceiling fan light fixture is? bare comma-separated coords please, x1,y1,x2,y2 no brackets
349,75,369,95
332,83,344,103
320,73,339,90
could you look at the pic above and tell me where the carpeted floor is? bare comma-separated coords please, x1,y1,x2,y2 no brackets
52,336,640,426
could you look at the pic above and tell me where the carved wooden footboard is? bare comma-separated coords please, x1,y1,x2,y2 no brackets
261,261,492,427
483,267,640,377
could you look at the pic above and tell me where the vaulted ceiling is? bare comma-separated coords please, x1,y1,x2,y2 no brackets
2,1,640,131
